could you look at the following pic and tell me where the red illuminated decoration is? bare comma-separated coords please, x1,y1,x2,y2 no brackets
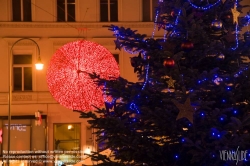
163,57,175,67
47,40,120,111
181,40,194,52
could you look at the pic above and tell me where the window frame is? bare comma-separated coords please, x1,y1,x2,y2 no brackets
100,0,118,22
53,123,81,165
0,115,47,156
142,0,158,22
10,44,39,92
12,0,32,22
57,0,76,22
13,54,33,91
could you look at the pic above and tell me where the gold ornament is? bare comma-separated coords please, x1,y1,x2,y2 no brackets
167,77,176,88
231,4,240,25
172,98,200,123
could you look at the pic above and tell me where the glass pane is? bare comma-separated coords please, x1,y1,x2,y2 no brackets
67,0,75,22
12,0,21,21
31,119,46,151
143,0,150,21
3,119,31,152
54,123,81,165
23,0,32,21
152,0,158,21
113,54,119,64
57,0,65,21
13,55,32,64
13,67,22,91
100,0,108,22
110,0,118,22
24,67,32,91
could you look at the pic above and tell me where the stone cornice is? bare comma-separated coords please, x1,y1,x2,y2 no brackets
0,22,155,29
3,37,40,46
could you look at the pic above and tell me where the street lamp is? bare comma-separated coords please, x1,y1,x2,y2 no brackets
7,38,43,166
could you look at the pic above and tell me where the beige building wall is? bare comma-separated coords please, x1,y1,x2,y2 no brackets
0,0,248,165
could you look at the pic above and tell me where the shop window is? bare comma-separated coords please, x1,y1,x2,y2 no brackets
142,0,158,22
13,54,33,91
0,115,47,157
100,0,118,22
12,0,32,21
54,123,81,166
57,0,75,22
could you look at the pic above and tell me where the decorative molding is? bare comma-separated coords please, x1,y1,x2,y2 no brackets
13,95,32,101
92,38,117,46
0,22,155,29
49,37,84,46
0,92,57,104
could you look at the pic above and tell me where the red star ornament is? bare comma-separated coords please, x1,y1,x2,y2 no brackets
172,98,200,123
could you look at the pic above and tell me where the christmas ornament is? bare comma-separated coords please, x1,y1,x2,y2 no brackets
244,31,250,42
211,19,223,31
172,98,200,124
47,40,120,111
105,101,116,113
206,50,218,57
213,77,223,85
231,4,240,24
114,39,122,50
163,57,175,67
217,53,225,60
181,40,194,52
130,53,143,73
166,77,176,88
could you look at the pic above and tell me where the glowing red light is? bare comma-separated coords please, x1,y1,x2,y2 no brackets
46,40,120,111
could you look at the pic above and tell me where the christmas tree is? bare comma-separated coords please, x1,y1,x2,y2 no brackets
80,0,250,165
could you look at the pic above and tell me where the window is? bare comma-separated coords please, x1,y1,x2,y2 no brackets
54,123,80,165
1,115,47,156
13,54,32,91
142,0,158,22
12,0,32,21
57,0,75,22
100,0,118,22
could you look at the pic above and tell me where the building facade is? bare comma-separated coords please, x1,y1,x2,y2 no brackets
0,0,164,166
0,0,249,166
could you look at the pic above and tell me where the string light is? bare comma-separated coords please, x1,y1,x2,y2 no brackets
231,1,239,50
170,10,181,37
187,0,221,10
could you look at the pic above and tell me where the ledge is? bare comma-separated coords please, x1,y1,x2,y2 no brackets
0,91,57,104
0,22,155,29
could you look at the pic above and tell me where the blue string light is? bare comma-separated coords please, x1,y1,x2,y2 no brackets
243,11,250,29
170,10,181,37
231,24,239,50
152,5,160,38
124,47,141,54
231,1,239,50
187,0,221,10
163,30,167,42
